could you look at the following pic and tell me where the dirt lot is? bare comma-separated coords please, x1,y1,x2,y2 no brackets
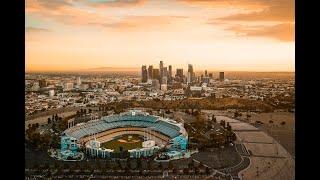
249,112,295,156
200,110,295,157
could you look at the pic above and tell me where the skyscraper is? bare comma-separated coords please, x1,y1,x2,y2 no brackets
188,64,194,82
148,65,153,80
209,73,213,79
188,64,193,74
160,61,164,79
205,70,208,77
163,67,168,78
153,68,160,80
162,76,168,85
168,65,172,84
176,69,183,78
141,65,148,83
152,79,160,90
176,68,184,82
219,72,225,81
187,72,191,84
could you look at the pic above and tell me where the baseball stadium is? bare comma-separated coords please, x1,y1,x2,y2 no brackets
59,110,188,160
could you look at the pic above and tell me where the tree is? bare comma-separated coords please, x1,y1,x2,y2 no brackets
226,122,232,131
205,167,210,175
234,111,240,117
220,120,226,129
47,118,51,124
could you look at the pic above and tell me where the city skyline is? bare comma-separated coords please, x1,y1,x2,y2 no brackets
26,0,294,72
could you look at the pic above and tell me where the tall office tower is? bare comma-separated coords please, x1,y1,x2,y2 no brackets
162,76,168,85
187,72,191,84
160,61,164,79
205,70,208,77
219,72,225,81
163,67,168,78
176,68,184,79
76,77,81,86
188,64,194,82
209,73,213,79
152,79,160,90
39,79,47,88
153,68,160,80
168,65,172,83
141,65,148,83
200,74,204,83
148,65,153,79
203,77,210,84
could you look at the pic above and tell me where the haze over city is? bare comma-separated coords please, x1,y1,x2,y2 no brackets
26,0,294,72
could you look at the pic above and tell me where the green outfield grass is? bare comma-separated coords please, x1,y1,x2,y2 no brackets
100,134,143,152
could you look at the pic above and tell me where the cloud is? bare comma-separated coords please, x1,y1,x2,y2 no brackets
89,15,185,31
25,27,50,32
225,23,294,41
25,0,149,28
82,0,147,8
218,0,294,22
179,0,294,22
26,0,73,10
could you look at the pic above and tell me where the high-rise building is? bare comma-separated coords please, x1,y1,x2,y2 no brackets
148,65,153,79
209,73,213,79
188,64,194,82
152,79,160,90
163,67,168,78
162,76,168,85
160,61,164,79
39,79,47,88
176,69,183,78
76,77,81,86
153,68,160,80
168,65,172,84
141,65,148,83
203,77,210,84
205,70,208,77
219,72,225,81
187,72,191,84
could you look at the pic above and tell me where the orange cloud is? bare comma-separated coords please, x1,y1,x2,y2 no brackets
25,27,50,32
226,23,294,41
26,0,114,27
97,15,188,31
81,0,147,8
179,0,294,22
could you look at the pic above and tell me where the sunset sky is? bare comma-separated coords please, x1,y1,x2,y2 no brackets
25,0,295,72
